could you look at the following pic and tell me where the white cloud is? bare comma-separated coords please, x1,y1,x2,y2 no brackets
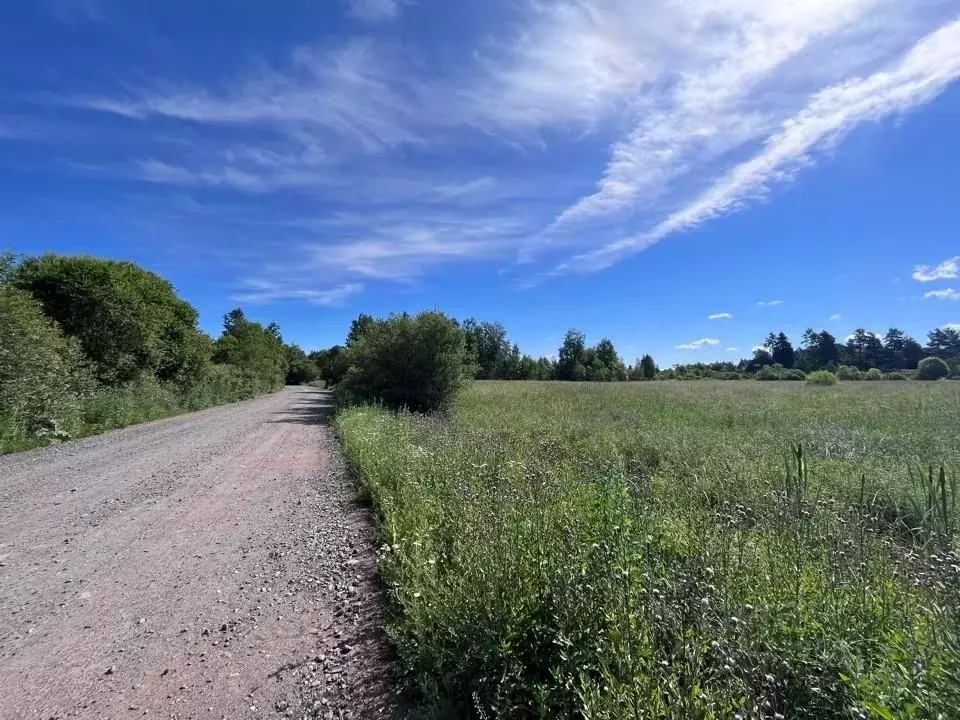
925,288,959,300
708,312,734,320
135,158,312,192
752,345,770,353
285,211,527,283
676,337,720,350
943,323,960,331
76,39,422,153
42,0,960,296
757,300,783,307
233,280,363,306
726,347,740,352
549,15,960,275
554,0,893,225
829,313,843,321
464,1,663,130
913,255,959,282
345,0,402,23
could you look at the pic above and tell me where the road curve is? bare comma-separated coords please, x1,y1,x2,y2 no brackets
0,387,400,720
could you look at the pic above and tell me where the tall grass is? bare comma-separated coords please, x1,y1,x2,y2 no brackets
0,365,276,455
338,381,960,719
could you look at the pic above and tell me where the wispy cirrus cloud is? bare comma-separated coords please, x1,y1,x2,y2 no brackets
33,0,960,301
708,312,733,320
925,288,959,300
757,300,783,307
74,39,423,154
552,0,889,226
676,337,720,350
829,313,843,321
545,11,960,275
231,210,530,302
726,346,740,352
233,280,363,306
344,0,404,23
913,255,959,282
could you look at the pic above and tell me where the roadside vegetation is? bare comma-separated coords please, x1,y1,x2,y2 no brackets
320,311,960,718
1,251,303,454
339,380,960,719
312,315,960,387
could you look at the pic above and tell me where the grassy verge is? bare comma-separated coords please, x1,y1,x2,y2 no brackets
337,381,960,719
0,371,281,455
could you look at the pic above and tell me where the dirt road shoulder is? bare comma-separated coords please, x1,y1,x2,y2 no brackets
0,387,403,719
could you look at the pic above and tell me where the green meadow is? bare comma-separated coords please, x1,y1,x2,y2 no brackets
339,380,960,719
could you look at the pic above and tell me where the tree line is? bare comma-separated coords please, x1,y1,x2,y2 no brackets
309,317,658,390
1,252,301,452
6,250,959,447
668,327,960,381
306,313,960,412
311,313,960,393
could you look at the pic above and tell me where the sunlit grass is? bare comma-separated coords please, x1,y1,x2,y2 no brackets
338,381,960,719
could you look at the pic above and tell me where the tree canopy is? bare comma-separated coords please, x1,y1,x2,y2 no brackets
13,254,210,386
213,308,288,395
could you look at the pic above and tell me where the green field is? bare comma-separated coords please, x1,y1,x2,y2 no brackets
337,381,960,719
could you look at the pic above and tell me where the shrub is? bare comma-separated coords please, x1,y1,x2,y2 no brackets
836,365,863,381
755,365,780,381
337,311,471,413
806,370,837,386
284,344,318,385
0,285,94,450
884,372,909,381
916,357,950,381
13,253,211,386
864,368,884,381
782,368,806,381
212,309,287,394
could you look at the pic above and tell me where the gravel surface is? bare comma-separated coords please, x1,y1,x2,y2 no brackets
0,387,405,720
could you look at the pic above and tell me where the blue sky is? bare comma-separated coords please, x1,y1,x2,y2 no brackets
2,0,959,365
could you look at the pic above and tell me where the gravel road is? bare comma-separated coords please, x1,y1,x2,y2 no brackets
0,387,403,720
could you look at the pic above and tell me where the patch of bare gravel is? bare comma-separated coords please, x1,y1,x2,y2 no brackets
0,387,406,720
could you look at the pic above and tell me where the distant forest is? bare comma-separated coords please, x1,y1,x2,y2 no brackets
312,315,960,385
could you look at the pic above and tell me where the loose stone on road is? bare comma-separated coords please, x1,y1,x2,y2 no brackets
0,387,402,719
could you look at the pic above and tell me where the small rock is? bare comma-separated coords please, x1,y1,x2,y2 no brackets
104,666,116,676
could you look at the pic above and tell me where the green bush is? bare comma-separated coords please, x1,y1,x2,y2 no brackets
755,365,780,381
337,311,471,413
837,365,863,381
13,253,210,386
782,368,806,381
884,372,909,381
213,308,287,394
178,363,251,408
1,252,287,454
284,344,318,385
806,370,838,386
0,285,94,451
917,357,950,381
864,367,884,381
